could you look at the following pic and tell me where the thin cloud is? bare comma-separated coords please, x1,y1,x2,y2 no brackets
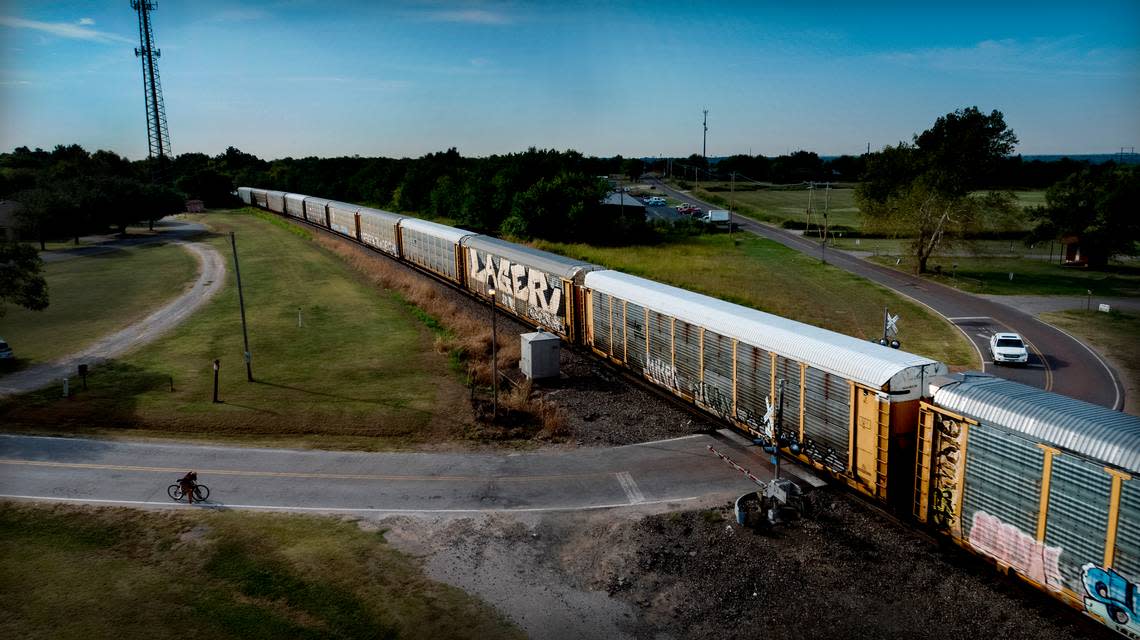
0,15,132,44
876,37,1139,78
78,18,95,26
420,9,512,25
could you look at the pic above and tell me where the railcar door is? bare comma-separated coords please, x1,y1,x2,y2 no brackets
854,385,886,497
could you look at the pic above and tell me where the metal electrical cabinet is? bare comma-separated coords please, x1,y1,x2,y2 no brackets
520,331,560,380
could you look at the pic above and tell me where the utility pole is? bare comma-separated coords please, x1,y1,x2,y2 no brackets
822,182,831,264
230,232,253,382
702,108,708,161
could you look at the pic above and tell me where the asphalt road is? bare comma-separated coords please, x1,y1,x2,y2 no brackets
647,178,1124,410
0,432,806,514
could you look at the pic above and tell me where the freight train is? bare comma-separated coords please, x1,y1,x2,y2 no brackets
238,186,1140,636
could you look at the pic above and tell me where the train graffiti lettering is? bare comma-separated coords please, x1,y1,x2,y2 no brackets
362,234,397,256
930,413,967,531
969,512,1063,590
646,357,679,391
469,252,563,315
801,436,846,473
695,380,733,420
1082,563,1140,636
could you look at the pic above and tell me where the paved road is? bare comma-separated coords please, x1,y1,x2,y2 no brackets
0,222,225,398
0,432,803,514
649,178,1124,410
38,217,212,263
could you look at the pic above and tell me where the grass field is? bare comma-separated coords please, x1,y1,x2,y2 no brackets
534,233,978,367
0,502,521,640
0,242,198,368
0,209,472,448
868,254,1140,297
685,182,1045,232
1039,310,1140,415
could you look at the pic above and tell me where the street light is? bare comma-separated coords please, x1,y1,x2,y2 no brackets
488,285,498,420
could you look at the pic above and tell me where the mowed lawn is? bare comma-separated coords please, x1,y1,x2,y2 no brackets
692,183,863,229
869,254,1140,297
535,233,978,367
1040,310,1140,415
0,242,199,368
0,503,521,640
1,210,471,448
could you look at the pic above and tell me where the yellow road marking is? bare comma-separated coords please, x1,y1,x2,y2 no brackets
0,459,606,483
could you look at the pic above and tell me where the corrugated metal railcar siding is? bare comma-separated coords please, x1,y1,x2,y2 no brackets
266,192,285,213
359,212,400,257
674,320,701,399
624,302,647,373
803,366,849,468
252,190,268,208
328,208,356,239
303,200,328,227
592,292,612,357
776,356,802,441
285,195,305,218
960,424,1043,541
735,345,770,432
403,229,457,279
698,330,734,420
647,311,676,392
1044,455,1111,593
1113,481,1140,582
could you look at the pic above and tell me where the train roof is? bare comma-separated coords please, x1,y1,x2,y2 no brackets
931,373,1140,473
462,235,602,279
584,270,945,391
357,205,403,223
400,218,472,243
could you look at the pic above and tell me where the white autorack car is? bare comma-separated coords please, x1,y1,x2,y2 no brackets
989,332,1029,366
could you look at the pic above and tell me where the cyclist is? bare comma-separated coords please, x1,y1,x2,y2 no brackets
178,471,198,504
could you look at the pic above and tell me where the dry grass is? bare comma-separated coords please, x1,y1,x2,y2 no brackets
313,235,568,434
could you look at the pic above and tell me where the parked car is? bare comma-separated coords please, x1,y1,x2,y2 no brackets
0,337,13,359
676,204,701,215
645,196,666,206
989,332,1029,365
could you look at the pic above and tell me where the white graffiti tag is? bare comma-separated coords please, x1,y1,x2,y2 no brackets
469,251,564,321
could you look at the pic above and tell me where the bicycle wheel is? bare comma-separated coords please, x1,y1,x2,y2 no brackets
167,484,183,501
193,484,210,502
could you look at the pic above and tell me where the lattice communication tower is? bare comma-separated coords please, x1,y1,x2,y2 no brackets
131,1,172,179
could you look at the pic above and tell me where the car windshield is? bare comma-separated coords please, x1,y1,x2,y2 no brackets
996,338,1024,348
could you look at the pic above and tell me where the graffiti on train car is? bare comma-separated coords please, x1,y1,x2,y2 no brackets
646,357,678,390
1083,563,1140,636
969,512,1063,590
801,437,847,473
470,251,564,331
362,233,398,256
930,413,968,530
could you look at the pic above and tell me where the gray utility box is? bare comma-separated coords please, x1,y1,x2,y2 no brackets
520,331,560,380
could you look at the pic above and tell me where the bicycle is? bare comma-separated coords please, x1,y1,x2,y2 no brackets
167,481,210,502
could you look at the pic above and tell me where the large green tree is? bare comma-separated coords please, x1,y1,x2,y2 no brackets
0,241,48,317
856,107,1020,273
1027,164,1140,267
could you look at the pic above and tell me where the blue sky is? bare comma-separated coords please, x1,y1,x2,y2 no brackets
1,1,1137,160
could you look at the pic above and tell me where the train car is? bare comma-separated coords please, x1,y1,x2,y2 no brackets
303,197,331,228
398,218,472,284
265,190,286,214
460,235,602,341
284,193,306,219
236,187,253,205
915,373,1140,636
326,201,360,240
249,188,269,209
358,206,403,258
583,270,947,506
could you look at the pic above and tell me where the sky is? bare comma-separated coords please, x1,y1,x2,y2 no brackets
1,1,1138,161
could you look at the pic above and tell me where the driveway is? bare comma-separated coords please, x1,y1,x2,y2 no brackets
0,220,225,398
648,178,1124,410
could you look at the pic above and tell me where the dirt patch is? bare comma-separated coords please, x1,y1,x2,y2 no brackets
380,493,1111,640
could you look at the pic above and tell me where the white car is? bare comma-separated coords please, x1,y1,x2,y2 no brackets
645,196,666,206
0,337,12,359
989,332,1029,366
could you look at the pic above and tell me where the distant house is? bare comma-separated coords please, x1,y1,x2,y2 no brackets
0,200,20,242
601,191,646,215
1060,235,1088,267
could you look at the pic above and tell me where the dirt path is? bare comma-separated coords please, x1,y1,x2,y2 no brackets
0,240,225,398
